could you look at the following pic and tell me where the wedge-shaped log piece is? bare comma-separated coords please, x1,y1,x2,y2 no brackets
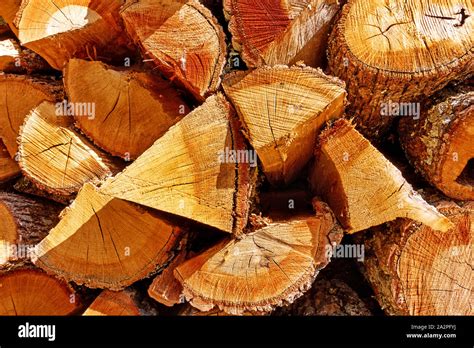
174,200,343,315
101,94,254,236
223,64,346,186
64,59,190,159
364,200,473,315
309,119,453,233
34,183,184,290
83,290,140,316
0,192,61,267
15,0,131,70
225,0,340,67
18,101,115,198
0,0,21,35
0,75,60,157
121,0,226,100
0,268,80,315
327,0,474,139
0,141,20,183
399,89,473,200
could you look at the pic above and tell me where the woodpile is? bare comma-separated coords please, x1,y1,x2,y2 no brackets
0,0,472,317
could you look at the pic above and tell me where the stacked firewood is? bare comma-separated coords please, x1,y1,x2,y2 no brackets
0,0,472,316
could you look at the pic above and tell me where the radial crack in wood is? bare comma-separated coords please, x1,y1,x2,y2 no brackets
223,64,346,186
327,0,474,139
363,200,473,315
174,200,343,315
101,94,255,236
0,268,80,315
64,59,190,159
225,0,341,68
34,183,184,290
121,0,226,101
309,119,453,233
15,0,132,70
18,101,117,198
399,89,474,200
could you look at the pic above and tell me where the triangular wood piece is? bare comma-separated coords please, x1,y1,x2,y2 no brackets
223,64,346,185
309,119,453,233
121,0,226,100
18,101,116,198
101,94,255,235
64,59,190,159
174,200,343,315
83,290,140,316
0,75,60,157
34,183,184,290
0,268,80,315
225,0,340,67
364,200,473,315
0,0,20,35
15,0,131,70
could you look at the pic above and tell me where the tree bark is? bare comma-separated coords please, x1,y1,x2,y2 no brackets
399,87,473,200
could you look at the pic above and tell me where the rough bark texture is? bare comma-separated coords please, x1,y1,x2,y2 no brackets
362,200,473,315
327,0,474,139
399,86,473,200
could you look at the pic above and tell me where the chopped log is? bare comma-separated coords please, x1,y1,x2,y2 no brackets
83,290,140,316
327,0,474,139
64,59,190,159
363,200,473,315
14,0,132,70
0,0,20,35
0,75,61,158
0,192,61,267
148,238,188,307
0,140,20,183
309,119,453,233
0,37,50,73
0,267,80,315
399,89,473,200
34,183,184,290
101,94,256,236
17,101,118,198
121,0,226,101
174,200,343,315
225,0,341,68
223,64,346,186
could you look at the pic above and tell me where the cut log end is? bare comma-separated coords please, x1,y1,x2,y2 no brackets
364,200,473,315
310,119,453,233
223,64,346,186
0,268,80,315
17,101,114,197
34,183,184,290
174,200,343,315
121,0,226,100
327,0,474,138
101,94,256,236
64,59,190,159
